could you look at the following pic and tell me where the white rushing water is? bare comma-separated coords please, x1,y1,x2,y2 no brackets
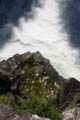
0,0,80,80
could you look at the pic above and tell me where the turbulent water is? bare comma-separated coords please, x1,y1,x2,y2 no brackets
0,0,80,80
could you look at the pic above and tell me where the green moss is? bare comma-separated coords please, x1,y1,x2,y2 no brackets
45,106,62,120
0,93,13,105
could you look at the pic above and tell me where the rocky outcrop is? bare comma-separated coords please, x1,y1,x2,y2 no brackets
0,51,79,120
0,52,60,91
0,104,19,120
0,51,63,120
0,105,50,120
62,108,75,120
0,51,63,98
57,78,80,109
0,105,80,120
62,104,80,120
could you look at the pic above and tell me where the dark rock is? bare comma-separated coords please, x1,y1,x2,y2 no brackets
0,51,62,95
0,72,11,93
0,51,79,118
57,78,80,110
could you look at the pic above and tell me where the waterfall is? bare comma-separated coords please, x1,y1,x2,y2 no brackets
0,0,80,80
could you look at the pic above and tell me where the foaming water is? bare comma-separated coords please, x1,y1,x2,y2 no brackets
0,0,80,80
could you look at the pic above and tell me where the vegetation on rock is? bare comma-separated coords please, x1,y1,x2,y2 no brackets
0,51,79,120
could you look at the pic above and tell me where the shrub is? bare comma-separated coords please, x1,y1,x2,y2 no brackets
13,95,62,120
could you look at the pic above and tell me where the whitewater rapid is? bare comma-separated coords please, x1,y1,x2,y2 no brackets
0,0,80,80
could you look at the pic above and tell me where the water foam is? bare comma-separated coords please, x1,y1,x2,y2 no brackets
0,0,80,80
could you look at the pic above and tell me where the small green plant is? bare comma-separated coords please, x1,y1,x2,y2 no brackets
12,94,62,120
44,106,62,120
0,93,13,105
